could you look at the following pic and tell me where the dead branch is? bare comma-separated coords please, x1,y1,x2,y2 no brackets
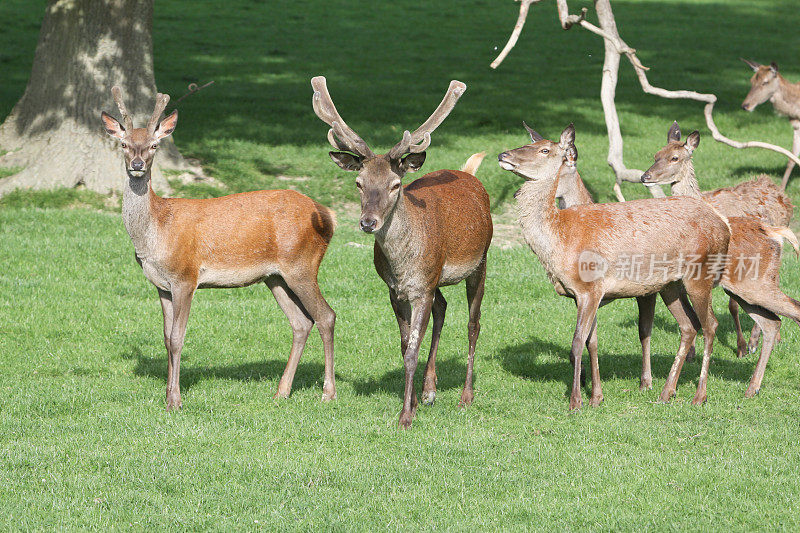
492,0,800,201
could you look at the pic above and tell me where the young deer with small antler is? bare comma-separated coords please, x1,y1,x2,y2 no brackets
101,87,338,410
642,122,793,357
499,124,731,407
642,123,800,397
311,77,492,428
741,59,800,188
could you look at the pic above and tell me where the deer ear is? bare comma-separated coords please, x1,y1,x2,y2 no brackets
400,152,426,173
685,130,700,153
668,121,681,143
101,111,125,139
741,58,761,72
329,151,363,171
770,61,779,73
523,121,543,143
559,123,575,150
154,110,178,140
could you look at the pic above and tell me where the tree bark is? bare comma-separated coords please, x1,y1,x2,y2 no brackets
0,0,193,195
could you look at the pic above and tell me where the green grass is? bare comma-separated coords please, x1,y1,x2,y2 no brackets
2,0,800,530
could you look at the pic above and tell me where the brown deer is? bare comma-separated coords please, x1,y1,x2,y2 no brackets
310,76,492,428
498,124,730,408
511,123,698,391
642,122,793,357
642,124,800,397
101,87,337,410
741,59,800,189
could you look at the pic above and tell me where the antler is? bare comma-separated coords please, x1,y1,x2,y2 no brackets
388,80,466,159
311,76,374,158
147,93,171,135
110,86,134,131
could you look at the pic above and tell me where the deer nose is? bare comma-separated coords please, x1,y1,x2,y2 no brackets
741,103,751,111
131,159,145,171
359,217,377,233
641,172,650,183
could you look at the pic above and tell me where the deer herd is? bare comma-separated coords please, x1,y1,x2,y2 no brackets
101,59,800,428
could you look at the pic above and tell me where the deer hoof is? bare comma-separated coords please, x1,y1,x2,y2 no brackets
658,389,676,403
589,394,604,407
691,393,707,406
165,397,182,411
568,396,582,411
398,410,414,429
458,389,474,408
744,387,759,399
639,378,652,391
273,390,290,400
421,390,436,406
321,389,337,402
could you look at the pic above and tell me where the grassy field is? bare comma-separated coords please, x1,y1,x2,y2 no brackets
2,0,800,530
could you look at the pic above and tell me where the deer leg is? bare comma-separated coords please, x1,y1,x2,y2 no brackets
728,297,750,358
157,289,175,392
733,298,781,398
569,294,601,410
462,260,487,408
281,277,337,401
683,277,718,406
659,282,699,402
165,283,195,411
390,288,411,360
677,289,699,363
422,289,446,406
266,276,314,400
636,294,656,391
399,294,434,428
586,318,603,407
780,122,800,190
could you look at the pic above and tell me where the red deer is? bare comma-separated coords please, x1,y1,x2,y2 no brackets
642,124,800,397
498,124,730,407
642,121,793,357
311,77,492,428
741,59,800,189
101,87,337,410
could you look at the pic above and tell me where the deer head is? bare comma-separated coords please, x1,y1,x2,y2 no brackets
741,58,780,112
311,76,465,233
101,86,178,178
640,121,699,185
497,123,577,180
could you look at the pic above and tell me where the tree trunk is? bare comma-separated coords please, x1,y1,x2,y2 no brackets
0,0,192,195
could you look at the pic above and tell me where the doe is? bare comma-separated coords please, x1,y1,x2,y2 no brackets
102,88,337,410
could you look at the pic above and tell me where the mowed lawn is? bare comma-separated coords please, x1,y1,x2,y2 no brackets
2,0,800,530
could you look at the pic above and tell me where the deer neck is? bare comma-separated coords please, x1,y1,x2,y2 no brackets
122,170,160,259
557,166,594,207
669,160,702,198
373,192,419,272
515,171,561,265
771,76,800,119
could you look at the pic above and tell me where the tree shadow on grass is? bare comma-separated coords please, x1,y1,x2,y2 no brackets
347,357,469,401
496,334,762,397
120,345,328,393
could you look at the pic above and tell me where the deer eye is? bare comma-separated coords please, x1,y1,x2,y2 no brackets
390,182,401,191
671,156,679,162
121,143,127,149
540,148,550,154
151,143,158,150
355,181,363,190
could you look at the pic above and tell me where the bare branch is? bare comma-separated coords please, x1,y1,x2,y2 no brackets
491,0,541,69
493,0,800,200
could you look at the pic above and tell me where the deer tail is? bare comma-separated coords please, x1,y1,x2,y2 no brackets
461,152,486,176
765,225,799,257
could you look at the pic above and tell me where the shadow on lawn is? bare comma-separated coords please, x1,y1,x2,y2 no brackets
347,357,469,400
121,345,328,393
496,334,762,395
